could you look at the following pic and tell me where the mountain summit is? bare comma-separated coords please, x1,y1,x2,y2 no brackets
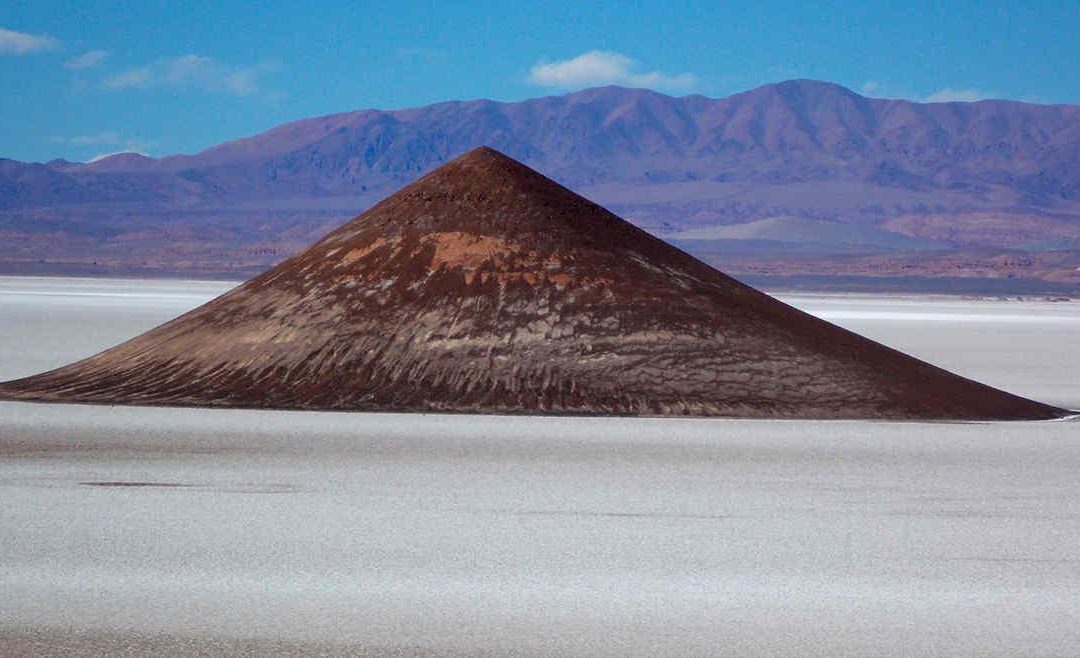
0,147,1066,419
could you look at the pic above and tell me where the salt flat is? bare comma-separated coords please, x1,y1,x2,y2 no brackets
781,293,1080,411
0,276,1078,656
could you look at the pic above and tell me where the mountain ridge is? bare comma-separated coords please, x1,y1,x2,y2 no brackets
70,79,1079,171
3,79,1079,290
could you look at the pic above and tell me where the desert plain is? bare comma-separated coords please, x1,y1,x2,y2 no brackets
1,275,1077,656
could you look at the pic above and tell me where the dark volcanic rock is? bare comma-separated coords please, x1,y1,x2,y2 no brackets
0,148,1067,419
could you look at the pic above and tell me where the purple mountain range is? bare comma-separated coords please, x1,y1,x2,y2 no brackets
3,80,1079,291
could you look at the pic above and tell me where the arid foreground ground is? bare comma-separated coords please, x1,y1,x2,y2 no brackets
1,277,1078,656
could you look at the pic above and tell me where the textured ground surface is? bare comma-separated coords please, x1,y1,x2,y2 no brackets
2,408,1079,657
0,149,1065,419
1,277,1078,657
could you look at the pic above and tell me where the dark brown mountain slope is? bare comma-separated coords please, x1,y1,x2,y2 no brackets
0,148,1067,419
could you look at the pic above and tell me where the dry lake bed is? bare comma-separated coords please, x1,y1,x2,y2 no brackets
1,276,1078,656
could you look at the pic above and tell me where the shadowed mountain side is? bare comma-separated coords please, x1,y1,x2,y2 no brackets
0,148,1067,420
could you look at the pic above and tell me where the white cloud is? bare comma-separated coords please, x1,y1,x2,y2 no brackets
49,131,153,157
104,66,152,89
65,50,110,70
859,81,882,96
922,87,997,103
528,51,696,91
0,26,58,54
88,150,149,163
858,80,1002,104
103,54,277,96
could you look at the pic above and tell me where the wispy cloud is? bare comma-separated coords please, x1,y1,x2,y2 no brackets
104,66,152,89
65,50,110,70
860,80,1001,104
921,87,998,103
87,150,149,163
859,81,883,97
49,131,154,157
103,54,278,96
0,26,59,54
528,51,696,91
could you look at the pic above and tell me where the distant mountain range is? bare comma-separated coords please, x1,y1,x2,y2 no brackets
2,79,1079,292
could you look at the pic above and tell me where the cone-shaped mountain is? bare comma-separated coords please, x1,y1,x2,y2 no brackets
0,147,1067,419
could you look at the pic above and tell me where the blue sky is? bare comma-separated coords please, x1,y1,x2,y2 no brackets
2,0,1078,163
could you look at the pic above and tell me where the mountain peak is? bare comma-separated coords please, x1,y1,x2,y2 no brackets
773,78,860,94
736,78,865,103
296,146,674,286
438,145,530,177
459,144,504,160
0,148,1065,420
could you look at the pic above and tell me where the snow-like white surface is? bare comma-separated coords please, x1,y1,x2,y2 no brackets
775,293,1080,410
1,277,1078,656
